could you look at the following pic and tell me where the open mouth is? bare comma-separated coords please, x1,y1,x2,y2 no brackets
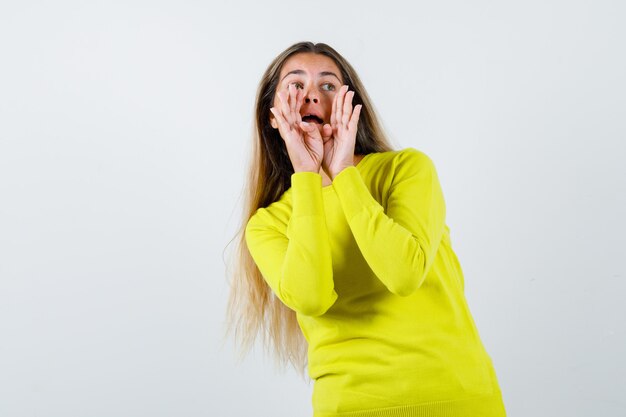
302,114,324,124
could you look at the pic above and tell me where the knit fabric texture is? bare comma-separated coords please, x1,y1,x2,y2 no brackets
245,147,507,416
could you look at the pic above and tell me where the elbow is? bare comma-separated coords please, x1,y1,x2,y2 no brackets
299,305,329,317
280,262,337,316
297,290,338,317
387,258,427,297
387,250,430,297
388,277,422,297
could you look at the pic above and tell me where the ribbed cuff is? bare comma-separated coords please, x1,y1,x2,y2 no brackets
331,166,378,220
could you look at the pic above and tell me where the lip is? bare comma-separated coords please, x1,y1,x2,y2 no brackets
301,110,324,124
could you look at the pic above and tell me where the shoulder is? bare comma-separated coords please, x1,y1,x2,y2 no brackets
385,147,439,181
396,147,436,166
368,147,435,167
359,147,440,189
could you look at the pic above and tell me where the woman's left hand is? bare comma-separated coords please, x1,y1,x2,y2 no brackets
320,85,363,179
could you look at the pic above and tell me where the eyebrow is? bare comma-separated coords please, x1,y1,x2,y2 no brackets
280,69,342,83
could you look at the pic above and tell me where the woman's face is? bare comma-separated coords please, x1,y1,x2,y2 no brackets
269,52,344,133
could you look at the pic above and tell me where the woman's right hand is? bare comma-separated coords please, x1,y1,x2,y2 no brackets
270,83,325,173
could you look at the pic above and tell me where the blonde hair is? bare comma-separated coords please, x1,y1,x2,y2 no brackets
223,41,396,381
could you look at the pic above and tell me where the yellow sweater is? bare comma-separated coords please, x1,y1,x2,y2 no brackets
245,147,507,417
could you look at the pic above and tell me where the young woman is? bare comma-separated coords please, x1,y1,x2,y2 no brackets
225,41,507,417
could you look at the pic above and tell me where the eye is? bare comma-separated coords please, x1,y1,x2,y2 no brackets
321,83,335,91
289,81,304,89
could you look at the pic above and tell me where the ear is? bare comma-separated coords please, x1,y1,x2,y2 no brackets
269,112,278,129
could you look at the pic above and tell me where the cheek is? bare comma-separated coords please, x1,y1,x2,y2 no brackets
324,93,336,109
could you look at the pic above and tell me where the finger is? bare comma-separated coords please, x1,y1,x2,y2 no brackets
281,86,294,126
276,90,292,126
342,90,354,126
270,107,290,138
322,123,332,143
288,83,298,121
295,87,304,124
348,104,362,131
299,121,322,139
333,86,341,126
330,89,337,127
339,85,350,125
285,84,296,126
335,85,348,126
270,106,288,130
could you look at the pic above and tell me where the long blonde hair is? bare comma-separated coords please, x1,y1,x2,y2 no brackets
223,41,396,381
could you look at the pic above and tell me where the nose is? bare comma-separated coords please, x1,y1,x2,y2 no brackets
303,86,319,104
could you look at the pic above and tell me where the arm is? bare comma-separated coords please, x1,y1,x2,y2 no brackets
331,148,447,296
245,171,337,316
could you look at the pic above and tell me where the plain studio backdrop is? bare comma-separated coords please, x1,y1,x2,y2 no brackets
1,1,624,416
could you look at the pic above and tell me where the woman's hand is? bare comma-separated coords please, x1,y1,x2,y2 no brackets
320,85,362,179
270,83,325,173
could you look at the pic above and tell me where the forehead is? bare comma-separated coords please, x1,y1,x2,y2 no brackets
279,53,342,79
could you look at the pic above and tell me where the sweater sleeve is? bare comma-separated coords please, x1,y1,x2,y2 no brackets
331,148,446,296
245,171,338,316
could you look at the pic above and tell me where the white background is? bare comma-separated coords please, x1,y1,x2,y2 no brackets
1,1,624,416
